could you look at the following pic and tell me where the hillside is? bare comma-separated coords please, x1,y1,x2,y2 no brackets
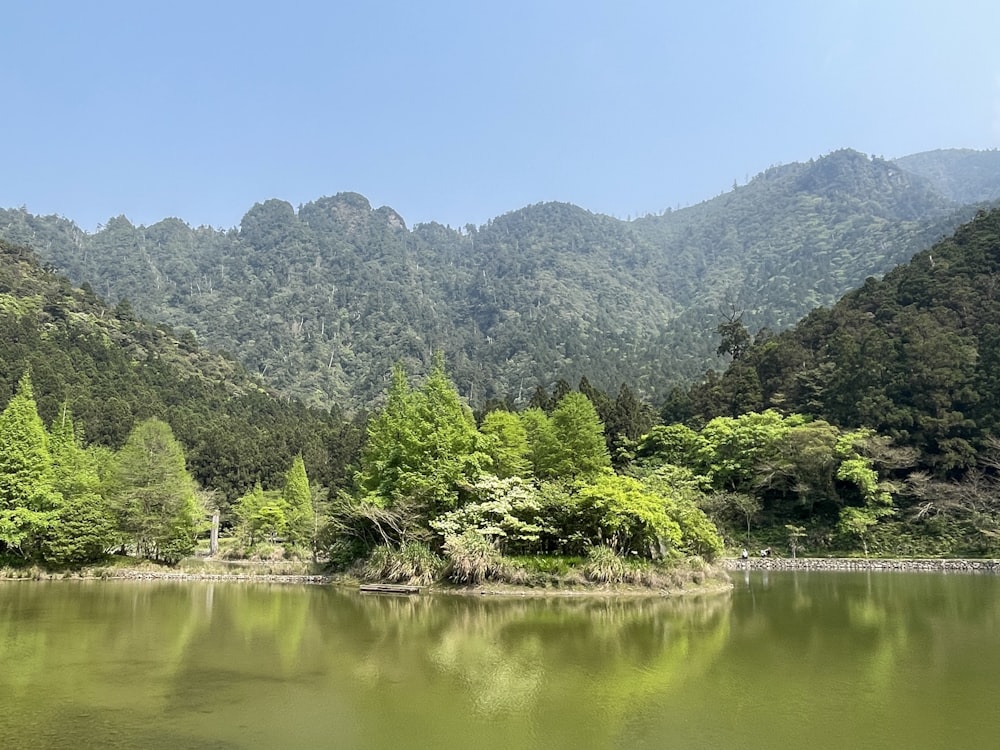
895,148,1000,205
676,208,1000,476
0,239,362,503
0,148,989,410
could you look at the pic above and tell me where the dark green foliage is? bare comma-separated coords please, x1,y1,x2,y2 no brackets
2,149,979,412
685,208,1000,479
0,237,361,511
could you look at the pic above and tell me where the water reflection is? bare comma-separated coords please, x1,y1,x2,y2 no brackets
1,573,998,749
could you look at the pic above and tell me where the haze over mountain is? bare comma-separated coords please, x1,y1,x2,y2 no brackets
2,148,998,411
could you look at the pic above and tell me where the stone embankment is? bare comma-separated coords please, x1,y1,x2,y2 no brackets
108,571,333,583
721,557,1000,572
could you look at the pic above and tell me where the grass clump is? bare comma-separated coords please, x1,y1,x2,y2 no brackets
583,545,627,583
442,530,508,585
360,542,442,586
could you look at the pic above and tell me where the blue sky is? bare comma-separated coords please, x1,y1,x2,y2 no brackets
4,1,999,232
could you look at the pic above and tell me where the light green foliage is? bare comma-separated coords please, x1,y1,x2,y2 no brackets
429,475,546,554
360,361,487,516
110,418,204,563
479,410,531,478
281,454,314,547
0,373,59,559
41,406,115,565
521,391,612,481
753,418,841,511
835,430,893,554
697,410,791,492
635,423,704,468
575,474,682,558
640,466,724,559
520,407,560,479
233,483,287,546
550,392,612,478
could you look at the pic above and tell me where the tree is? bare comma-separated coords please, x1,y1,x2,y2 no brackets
110,418,203,563
716,310,751,361
575,474,683,558
281,454,314,549
479,410,531,478
549,392,612,478
0,372,59,560
358,359,487,521
233,483,287,546
42,406,115,565
835,430,894,556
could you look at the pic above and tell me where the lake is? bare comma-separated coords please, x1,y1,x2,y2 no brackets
1,571,997,749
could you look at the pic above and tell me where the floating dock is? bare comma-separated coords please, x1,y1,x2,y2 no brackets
359,583,421,594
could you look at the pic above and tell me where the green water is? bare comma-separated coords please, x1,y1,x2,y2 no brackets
1,571,997,749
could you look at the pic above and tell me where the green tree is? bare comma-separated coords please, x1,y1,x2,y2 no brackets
575,474,682,558
0,372,59,559
233,483,287,546
549,392,612,479
358,359,487,521
110,418,203,563
835,430,894,555
282,454,314,549
41,406,115,565
520,407,560,479
479,410,531,478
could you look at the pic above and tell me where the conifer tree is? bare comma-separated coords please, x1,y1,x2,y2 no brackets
359,357,486,518
110,418,203,563
549,392,612,478
42,406,115,565
0,372,59,559
282,454,314,548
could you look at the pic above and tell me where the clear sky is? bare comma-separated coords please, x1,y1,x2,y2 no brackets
4,0,1000,232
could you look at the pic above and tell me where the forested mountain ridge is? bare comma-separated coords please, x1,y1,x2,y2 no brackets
676,207,1000,476
0,238,363,503
894,148,1000,205
1,148,992,410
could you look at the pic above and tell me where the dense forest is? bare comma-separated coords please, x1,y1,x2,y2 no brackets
2,149,992,411
4,151,1000,580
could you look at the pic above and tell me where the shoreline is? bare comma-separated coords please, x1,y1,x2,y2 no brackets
721,557,1000,572
1,563,733,596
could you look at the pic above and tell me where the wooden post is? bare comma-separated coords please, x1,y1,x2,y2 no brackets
209,511,220,557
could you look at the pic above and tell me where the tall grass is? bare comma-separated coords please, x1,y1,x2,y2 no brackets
442,531,508,584
583,545,627,583
360,542,442,586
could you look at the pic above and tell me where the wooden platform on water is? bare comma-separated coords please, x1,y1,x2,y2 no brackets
359,583,421,594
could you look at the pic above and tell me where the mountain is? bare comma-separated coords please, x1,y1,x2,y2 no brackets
677,208,1000,475
0,238,362,503
0,148,990,410
894,148,1000,205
